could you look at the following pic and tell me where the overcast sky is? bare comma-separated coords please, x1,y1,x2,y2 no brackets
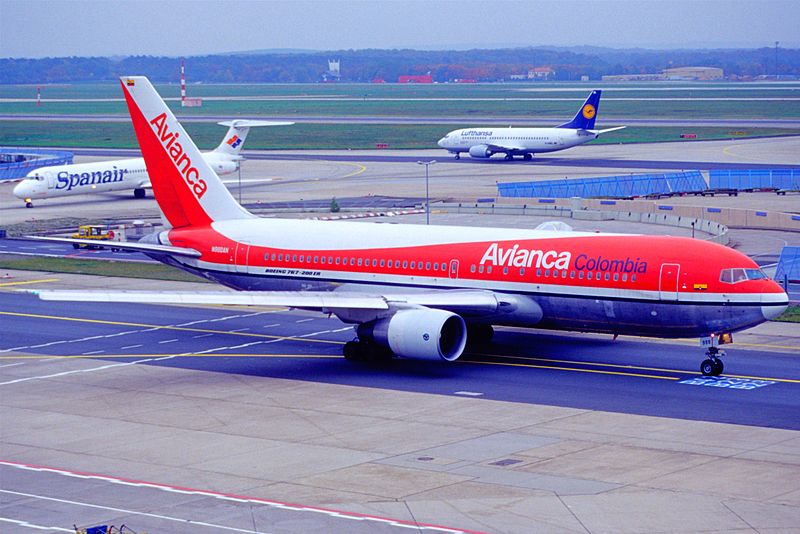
1,0,797,58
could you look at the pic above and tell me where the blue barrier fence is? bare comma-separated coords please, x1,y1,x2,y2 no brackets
775,246,800,283
497,171,707,199
710,169,800,191
0,147,73,180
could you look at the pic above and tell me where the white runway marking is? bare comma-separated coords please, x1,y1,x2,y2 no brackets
0,516,72,532
0,490,267,534
158,339,179,344
81,350,105,356
1,462,469,533
120,344,142,350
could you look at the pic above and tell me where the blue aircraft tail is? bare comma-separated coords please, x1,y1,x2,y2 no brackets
557,90,602,130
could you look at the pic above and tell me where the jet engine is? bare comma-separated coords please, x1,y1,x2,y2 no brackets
468,144,492,158
213,160,239,175
357,308,467,361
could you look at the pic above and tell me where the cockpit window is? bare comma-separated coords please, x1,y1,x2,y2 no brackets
720,268,768,284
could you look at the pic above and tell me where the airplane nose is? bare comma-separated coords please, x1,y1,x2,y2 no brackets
12,181,31,199
437,138,446,147
761,288,789,321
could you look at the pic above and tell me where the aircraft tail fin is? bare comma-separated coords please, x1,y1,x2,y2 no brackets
119,76,254,228
557,89,602,130
213,120,294,156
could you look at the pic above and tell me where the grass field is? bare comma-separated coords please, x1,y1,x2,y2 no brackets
1,82,799,119
1,120,796,150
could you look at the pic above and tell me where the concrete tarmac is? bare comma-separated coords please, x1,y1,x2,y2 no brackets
1,136,800,533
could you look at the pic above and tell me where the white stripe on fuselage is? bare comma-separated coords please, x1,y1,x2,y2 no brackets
211,219,622,250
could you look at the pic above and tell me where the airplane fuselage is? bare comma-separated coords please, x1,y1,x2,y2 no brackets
152,218,787,339
13,152,238,201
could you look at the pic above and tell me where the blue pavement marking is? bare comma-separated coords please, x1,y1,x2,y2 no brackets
679,376,777,390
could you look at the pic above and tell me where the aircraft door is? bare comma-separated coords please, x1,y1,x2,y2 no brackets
45,171,56,190
449,259,459,279
234,243,249,274
659,263,680,301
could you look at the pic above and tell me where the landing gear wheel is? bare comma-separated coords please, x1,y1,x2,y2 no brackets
343,340,363,361
133,188,146,199
467,324,495,345
700,346,725,376
25,201,33,208
523,154,533,161
504,154,514,161
454,153,460,160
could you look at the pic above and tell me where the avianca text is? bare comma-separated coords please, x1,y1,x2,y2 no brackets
149,112,207,199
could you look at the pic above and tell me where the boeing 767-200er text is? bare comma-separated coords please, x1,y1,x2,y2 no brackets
437,89,625,160
30,77,788,377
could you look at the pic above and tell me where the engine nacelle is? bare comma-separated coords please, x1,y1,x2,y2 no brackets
468,144,492,159
213,160,239,175
357,309,467,362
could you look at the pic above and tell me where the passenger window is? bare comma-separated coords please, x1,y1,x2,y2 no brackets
561,271,567,278
433,263,438,271
426,262,431,270
632,274,637,282
380,259,385,267
403,261,408,268
579,271,584,279
604,273,610,281
278,254,283,261
622,273,627,282
292,254,297,262
503,267,509,275
487,266,492,274
519,268,525,276
587,272,593,280
410,261,415,269
613,273,619,281
570,271,575,279
335,257,341,265
299,255,304,263
470,265,476,273
321,257,326,264
372,259,378,267
478,265,484,273
357,258,363,266
442,263,447,271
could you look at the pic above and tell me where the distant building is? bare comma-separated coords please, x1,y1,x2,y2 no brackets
398,74,433,83
663,66,723,80
509,67,555,81
602,73,666,81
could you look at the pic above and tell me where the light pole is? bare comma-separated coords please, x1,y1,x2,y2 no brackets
416,160,436,225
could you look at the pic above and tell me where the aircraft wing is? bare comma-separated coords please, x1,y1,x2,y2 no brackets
32,288,507,316
24,235,202,258
486,142,526,152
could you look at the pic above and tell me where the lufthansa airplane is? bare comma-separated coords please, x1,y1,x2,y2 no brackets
13,119,292,207
30,77,788,377
437,90,625,160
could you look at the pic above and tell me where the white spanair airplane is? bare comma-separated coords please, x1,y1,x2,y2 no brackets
13,119,292,207
437,89,625,160
29,77,787,377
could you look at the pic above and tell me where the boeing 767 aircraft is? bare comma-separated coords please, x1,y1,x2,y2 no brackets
30,77,788,377
437,90,625,160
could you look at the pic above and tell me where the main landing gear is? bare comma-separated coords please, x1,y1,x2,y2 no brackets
700,346,725,376
454,153,461,160
343,338,393,363
504,153,514,161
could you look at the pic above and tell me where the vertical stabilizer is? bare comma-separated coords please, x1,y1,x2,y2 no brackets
558,90,602,130
213,120,295,156
120,76,254,228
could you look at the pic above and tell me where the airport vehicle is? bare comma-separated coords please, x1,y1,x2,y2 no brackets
13,119,291,207
437,90,625,160
70,224,121,250
32,77,788,376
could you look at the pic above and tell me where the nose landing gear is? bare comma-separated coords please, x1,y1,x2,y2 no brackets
700,346,725,376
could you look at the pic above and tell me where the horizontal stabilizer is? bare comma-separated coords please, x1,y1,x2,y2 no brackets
592,126,627,135
216,120,295,128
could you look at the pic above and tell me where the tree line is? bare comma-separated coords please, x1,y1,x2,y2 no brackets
2,46,798,84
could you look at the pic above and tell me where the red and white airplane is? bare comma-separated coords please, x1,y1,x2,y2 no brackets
32,76,789,376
